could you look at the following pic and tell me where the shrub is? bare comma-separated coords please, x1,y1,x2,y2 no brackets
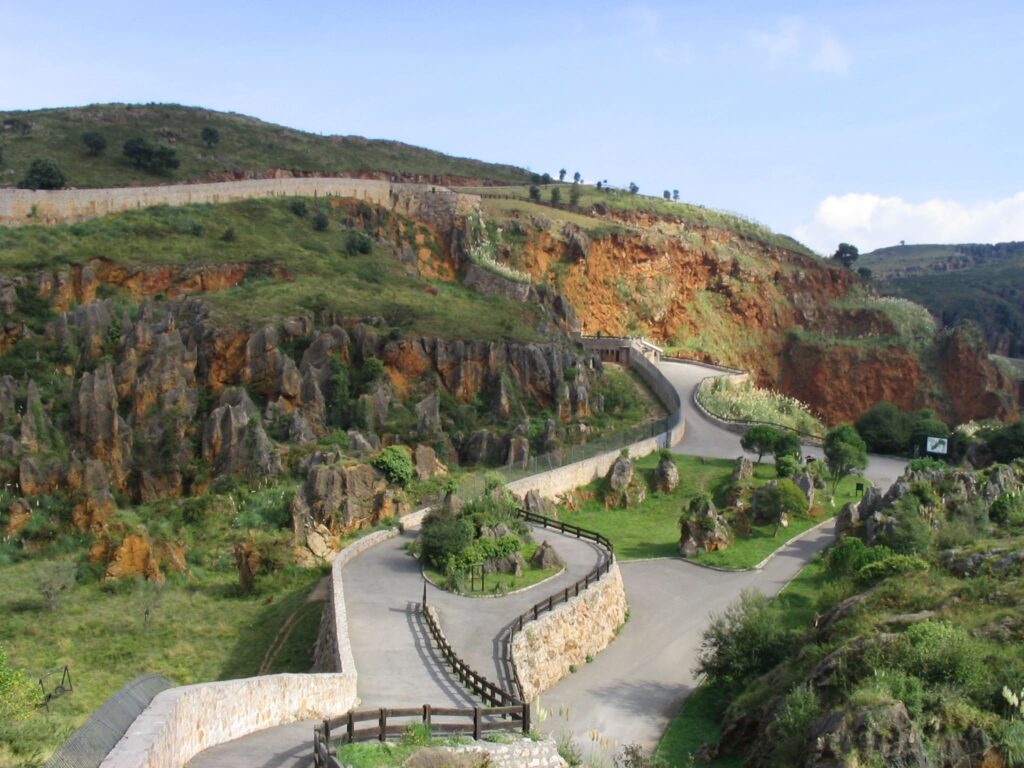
288,199,308,218
122,138,179,172
371,446,413,487
849,669,925,719
826,537,894,575
884,504,933,554
200,126,220,147
0,645,38,720
776,454,800,479
770,683,820,763
420,513,474,570
81,131,107,156
895,621,984,691
312,212,330,231
1001,719,1024,766
752,479,808,534
856,401,910,454
991,490,1024,526
345,231,373,256
694,590,789,691
856,554,929,585
18,158,66,189
741,424,780,463
773,431,802,461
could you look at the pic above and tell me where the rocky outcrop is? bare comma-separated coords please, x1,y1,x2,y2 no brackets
679,495,732,557
804,703,930,768
413,444,447,481
652,454,679,493
201,389,281,480
72,361,133,489
531,540,564,570
604,454,646,508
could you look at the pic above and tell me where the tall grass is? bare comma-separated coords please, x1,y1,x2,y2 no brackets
697,377,825,438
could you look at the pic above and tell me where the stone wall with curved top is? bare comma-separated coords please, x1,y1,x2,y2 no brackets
0,177,479,227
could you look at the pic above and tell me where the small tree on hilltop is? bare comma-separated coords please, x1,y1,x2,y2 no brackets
673,189,679,201
824,424,868,495
833,242,860,269
550,187,561,206
628,182,639,195
663,190,671,200
558,168,567,182
741,424,780,464
201,126,220,148
18,158,66,190
573,171,581,183
82,131,107,156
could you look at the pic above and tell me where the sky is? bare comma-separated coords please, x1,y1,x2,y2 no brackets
2,0,1022,254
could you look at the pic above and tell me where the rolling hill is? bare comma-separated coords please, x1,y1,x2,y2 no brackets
0,103,533,188
861,242,1024,357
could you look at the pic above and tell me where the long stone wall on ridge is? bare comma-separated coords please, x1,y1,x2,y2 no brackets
0,177,480,227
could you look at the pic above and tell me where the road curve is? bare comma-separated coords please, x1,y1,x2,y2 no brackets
532,361,906,760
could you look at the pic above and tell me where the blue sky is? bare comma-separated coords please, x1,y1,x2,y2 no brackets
3,0,1022,252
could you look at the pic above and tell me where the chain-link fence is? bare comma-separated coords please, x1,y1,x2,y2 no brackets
43,674,172,768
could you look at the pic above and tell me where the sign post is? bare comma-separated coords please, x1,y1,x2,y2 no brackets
925,436,948,456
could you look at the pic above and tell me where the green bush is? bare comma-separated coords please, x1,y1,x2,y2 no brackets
849,669,925,719
856,554,929,585
695,590,789,692
769,683,820,763
345,231,373,256
991,490,1024,526
752,479,807,533
312,212,330,231
884,503,934,554
18,158,66,190
895,621,984,691
288,199,308,218
826,537,894,575
420,513,474,570
775,454,800,478
371,446,413,487
1000,719,1024,766
0,645,38,720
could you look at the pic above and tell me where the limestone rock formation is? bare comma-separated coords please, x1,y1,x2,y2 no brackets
732,456,754,482
522,489,557,518
531,541,565,570
680,496,732,557
414,444,448,481
201,388,281,479
604,455,646,508
653,454,680,493
290,460,385,557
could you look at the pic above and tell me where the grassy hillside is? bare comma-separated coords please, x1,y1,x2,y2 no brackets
861,242,1024,357
0,103,533,188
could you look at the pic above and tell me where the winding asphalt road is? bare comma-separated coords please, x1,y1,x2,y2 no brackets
186,360,906,767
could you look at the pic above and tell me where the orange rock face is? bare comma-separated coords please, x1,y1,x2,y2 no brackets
105,533,164,583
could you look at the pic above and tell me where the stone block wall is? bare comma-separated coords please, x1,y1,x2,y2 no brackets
0,178,480,228
100,673,356,768
510,563,628,702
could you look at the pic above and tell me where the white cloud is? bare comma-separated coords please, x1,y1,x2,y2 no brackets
749,18,850,75
794,192,1024,254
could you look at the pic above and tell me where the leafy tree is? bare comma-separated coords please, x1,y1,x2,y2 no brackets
596,181,603,190
18,158,66,189
772,430,802,462
833,242,860,269
569,184,581,207
345,231,373,255
327,359,351,427
754,479,807,535
672,189,679,201
573,171,581,183
550,187,561,206
420,512,474,570
628,182,639,195
694,590,789,693
357,357,386,394
741,424,780,464
371,445,413,487
824,424,868,493
986,421,1024,464
855,401,910,455
907,410,949,457
540,172,553,184
663,190,671,200
775,454,800,478
558,168,567,182
857,267,873,281
122,138,179,173
530,173,542,185
0,645,37,721
82,131,107,156
200,126,220,147
528,185,540,201
288,199,308,217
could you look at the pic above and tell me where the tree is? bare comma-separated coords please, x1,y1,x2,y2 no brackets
18,158,66,189
82,131,107,156
672,189,679,201
312,211,330,231
833,242,860,269
528,185,541,201
855,401,910,455
857,267,873,281
201,126,220,148
558,168,567,182
569,184,581,207
573,171,581,183
694,590,788,692
596,181,603,190
741,424,780,464
753,479,808,535
823,424,868,493
327,359,351,427
663,190,671,200
123,138,179,173
420,512,474,570
540,172,552,184
628,182,639,195
550,187,561,206
772,430,802,462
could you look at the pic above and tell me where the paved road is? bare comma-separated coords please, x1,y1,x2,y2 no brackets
187,359,906,767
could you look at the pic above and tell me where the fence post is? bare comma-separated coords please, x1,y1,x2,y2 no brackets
522,702,531,734
424,703,431,733
379,708,387,742
347,710,354,744
323,718,331,749
473,706,481,740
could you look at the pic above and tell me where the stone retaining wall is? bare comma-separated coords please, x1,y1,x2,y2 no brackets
100,673,356,768
510,563,628,702
0,178,479,227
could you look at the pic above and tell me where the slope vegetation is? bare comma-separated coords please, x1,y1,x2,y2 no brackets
0,103,532,188
861,242,1024,357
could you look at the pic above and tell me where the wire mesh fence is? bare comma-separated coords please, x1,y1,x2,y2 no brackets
43,674,172,768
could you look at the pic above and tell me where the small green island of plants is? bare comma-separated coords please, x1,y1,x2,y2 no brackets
412,481,565,596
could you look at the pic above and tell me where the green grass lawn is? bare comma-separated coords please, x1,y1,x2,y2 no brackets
557,452,865,567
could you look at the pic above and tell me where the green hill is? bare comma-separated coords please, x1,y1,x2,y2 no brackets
0,103,533,188
861,242,1024,357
